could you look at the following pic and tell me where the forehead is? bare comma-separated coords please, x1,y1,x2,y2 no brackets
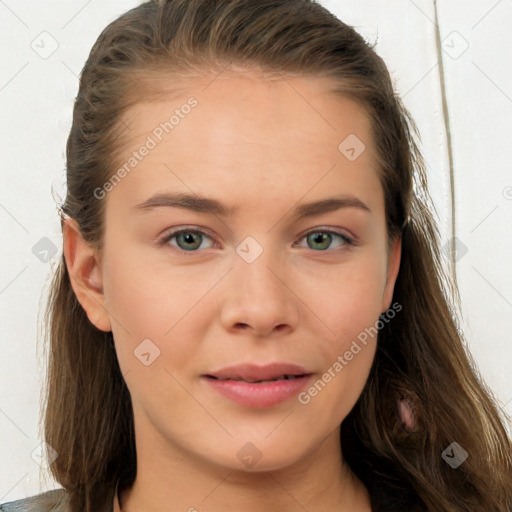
108,71,381,213
118,70,373,148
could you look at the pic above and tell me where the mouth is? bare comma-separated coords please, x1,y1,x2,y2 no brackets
203,361,312,382
204,374,310,384
201,363,314,407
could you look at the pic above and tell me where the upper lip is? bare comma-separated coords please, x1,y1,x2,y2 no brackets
204,362,312,382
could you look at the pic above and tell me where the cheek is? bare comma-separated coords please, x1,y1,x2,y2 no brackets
102,252,173,378
303,251,385,396
104,240,227,322
311,254,387,340
103,249,217,381
103,245,196,334
318,289,380,387
299,285,380,426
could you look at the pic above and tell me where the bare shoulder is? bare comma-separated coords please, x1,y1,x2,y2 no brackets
0,489,69,512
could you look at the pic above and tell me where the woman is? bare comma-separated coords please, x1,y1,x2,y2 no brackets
2,0,511,511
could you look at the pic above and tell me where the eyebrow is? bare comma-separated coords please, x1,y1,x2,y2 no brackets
132,192,372,219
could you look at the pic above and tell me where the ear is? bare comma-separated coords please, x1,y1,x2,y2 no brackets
381,235,402,313
62,217,111,332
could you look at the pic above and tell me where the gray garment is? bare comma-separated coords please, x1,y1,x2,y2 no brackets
0,489,70,512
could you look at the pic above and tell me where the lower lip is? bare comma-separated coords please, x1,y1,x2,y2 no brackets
201,375,313,407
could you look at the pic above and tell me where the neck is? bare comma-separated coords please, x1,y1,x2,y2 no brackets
118,428,371,512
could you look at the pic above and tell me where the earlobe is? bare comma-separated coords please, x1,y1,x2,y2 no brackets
62,217,112,332
381,235,402,313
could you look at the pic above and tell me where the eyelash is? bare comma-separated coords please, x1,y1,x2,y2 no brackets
158,226,358,254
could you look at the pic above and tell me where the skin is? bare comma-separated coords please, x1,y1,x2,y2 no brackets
63,70,401,511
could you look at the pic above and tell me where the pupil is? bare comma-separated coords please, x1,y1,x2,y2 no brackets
310,233,330,250
179,232,200,250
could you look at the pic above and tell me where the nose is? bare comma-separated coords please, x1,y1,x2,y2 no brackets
220,246,300,337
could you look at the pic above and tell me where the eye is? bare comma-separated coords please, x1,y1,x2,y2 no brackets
159,228,216,253
158,226,357,254
293,229,355,251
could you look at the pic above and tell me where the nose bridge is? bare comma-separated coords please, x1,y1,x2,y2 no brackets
221,234,299,335
237,235,283,294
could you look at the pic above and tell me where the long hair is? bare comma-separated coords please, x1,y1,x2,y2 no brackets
41,1,512,511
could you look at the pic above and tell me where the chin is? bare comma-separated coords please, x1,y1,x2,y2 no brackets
201,436,313,474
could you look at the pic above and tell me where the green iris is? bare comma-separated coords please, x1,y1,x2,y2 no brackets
173,230,341,252
306,232,333,251
176,231,203,251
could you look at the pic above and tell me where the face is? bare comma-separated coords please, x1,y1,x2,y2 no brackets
64,70,401,475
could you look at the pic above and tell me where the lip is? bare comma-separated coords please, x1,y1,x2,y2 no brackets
205,362,311,382
201,362,314,407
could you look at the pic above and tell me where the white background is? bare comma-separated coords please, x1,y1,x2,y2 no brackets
1,0,511,502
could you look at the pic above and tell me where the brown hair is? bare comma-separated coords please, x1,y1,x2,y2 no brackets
41,1,512,511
